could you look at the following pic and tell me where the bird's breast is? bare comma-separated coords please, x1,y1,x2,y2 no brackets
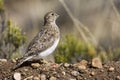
38,37,60,57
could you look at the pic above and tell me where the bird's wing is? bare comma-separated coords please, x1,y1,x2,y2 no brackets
24,25,59,57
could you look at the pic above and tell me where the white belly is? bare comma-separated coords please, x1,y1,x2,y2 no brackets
23,37,60,62
39,37,60,57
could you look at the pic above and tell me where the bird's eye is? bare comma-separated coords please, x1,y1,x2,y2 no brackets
51,13,54,15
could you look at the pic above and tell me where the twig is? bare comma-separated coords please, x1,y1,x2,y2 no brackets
59,0,88,44
110,0,120,23
59,0,98,47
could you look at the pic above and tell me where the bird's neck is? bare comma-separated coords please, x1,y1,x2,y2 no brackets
44,21,56,26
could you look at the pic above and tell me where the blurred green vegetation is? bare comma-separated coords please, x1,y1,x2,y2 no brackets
54,34,120,63
1,20,26,59
0,0,26,59
4,20,26,49
0,0,4,9
54,34,96,63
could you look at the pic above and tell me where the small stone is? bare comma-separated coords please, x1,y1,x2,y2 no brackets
64,63,70,67
49,76,57,80
40,74,46,80
24,68,28,71
104,64,108,68
100,69,104,72
40,59,48,64
21,72,26,76
12,59,16,63
62,71,66,75
109,67,114,71
92,57,103,68
79,60,88,65
74,60,88,70
116,76,120,80
71,71,79,76
56,74,60,78
78,65,86,70
50,63,59,68
70,79,76,80
23,76,33,80
33,76,40,80
13,72,21,80
90,71,95,76
31,63,40,68
0,59,7,62
84,77,87,80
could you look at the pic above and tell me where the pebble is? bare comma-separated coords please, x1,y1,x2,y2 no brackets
64,63,70,67
50,63,59,68
31,63,40,68
33,76,40,80
74,60,88,70
92,57,103,68
104,64,108,68
24,76,33,80
116,76,120,80
56,74,60,78
40,74,46,80
40,59,48,64
80,60,88,65
90,71,95,76
21,72,26,76
70,79,76,80
100,69,104,72
78,65,86,70
24,68,28,71
12,59,16,63
71,71,79,76
109,67,114,71
13,72,21,80
62,71,66,75
49,76,57,80
0,59,7,62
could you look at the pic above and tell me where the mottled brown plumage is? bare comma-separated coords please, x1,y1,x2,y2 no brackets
13,11,60,70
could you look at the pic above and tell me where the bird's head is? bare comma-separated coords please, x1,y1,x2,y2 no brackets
44,11,59,25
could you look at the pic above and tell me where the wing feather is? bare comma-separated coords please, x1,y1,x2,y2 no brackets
24,25,59,57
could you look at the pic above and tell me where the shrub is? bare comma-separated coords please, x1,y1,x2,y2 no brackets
0,0,4,9
0,19,26,59
4,20,26,49
55,34,120,63
54,34,97,63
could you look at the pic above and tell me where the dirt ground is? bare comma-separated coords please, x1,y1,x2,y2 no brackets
0,59,120,80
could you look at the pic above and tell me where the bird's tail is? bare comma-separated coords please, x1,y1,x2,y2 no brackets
12,56,34,70
12,58,25,70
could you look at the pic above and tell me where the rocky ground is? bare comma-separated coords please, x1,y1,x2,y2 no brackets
0,58,120,80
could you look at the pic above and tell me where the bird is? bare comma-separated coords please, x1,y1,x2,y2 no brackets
13,11,60,70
